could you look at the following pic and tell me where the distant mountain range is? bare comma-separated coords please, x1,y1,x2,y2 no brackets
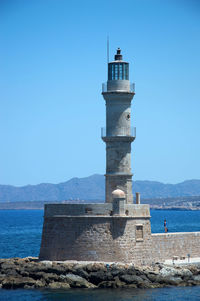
0,174,200,202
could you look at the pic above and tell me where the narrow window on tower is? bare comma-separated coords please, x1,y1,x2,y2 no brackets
136,225,143,241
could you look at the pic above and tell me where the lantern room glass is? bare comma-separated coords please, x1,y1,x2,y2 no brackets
108,62,129,80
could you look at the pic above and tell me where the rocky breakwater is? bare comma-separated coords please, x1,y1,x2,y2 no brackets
0,258,200,290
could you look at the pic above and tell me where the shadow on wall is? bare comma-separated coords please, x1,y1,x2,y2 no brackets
43,216,127,249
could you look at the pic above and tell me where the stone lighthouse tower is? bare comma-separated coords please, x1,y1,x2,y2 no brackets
40,48,153,265
102,48,135,203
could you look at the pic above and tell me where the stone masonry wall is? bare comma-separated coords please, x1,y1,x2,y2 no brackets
106,175,133,204
44,203,150,217
39,216,152,265
151,232,200,262
39,204,200,264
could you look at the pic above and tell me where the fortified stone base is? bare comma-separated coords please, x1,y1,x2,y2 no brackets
39,202,152,265
39,190,200,264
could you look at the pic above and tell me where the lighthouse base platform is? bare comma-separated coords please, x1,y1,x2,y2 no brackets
39,203,200,265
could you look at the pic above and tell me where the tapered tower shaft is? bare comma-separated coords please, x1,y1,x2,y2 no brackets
102,48,135,203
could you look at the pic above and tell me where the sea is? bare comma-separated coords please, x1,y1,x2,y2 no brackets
0,209,200,300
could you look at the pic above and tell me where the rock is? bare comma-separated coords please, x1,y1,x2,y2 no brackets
22,262,60,275
167,276,183,285
48,282,70,289
113,277,126,288
34,272,59,282
112,265,131,277
109,264,127,277
0,258,199,290
126,283,137,288
178,268,193,278
98,281,114,288
188,265,199,275
24,285,33,289
185,280,196,286
60,273,96,288
22,263,42,274
73,267,89,280
144,268,160,275
1,262,18,275
18,269,29,277
159,267,179,277
0,273,6,281
192,275,200,282
2,276,36,289
3,269,18,277
137,281,153,289
62,262,76,272
126,266,136,275
98,280,125,288
156,275,182,285
149,282,163,288
160,266,192,278
86,263,106,273
139,274,150,282
145,272,159,282
119,274,143,285
88,271,112,284
34,280,46,288
158,266,194,285
110,268,121,277
40,260,52,267
50,263,69,275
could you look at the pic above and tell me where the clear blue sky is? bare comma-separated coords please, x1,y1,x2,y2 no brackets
0,0,200,186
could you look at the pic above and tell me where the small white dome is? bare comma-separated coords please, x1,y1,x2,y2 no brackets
112,189,125,198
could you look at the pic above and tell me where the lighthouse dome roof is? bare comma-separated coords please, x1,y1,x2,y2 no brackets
112,189,125,198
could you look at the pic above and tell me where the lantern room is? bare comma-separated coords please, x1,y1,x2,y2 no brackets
108,48,129,81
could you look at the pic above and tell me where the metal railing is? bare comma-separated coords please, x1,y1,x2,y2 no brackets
102,82,135,93
101,127,136,138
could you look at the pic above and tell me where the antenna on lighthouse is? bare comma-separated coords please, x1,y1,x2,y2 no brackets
107,36,109,63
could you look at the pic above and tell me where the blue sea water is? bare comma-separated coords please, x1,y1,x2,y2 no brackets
1,287,200,301
0,209,200,300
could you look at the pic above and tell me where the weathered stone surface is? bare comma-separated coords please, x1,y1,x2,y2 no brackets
48,282,70,289
73,267,89,279
34,280,46,288
1,262,17,271
39,210,152,264
160,266,192,278
119,274,143,285
2,276,36,289
1,258,200,290
98,280,126,288
85,263,106,273
35,272,59,282
192,275,200,282
151,232,200,262
60,273,96,288
88,271,112,284
145,272,158,282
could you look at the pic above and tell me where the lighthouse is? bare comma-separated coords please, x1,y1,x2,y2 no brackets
102,48,135,203
40,47,154,265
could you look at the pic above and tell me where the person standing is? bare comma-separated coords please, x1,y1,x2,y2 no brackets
164,219,168,232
